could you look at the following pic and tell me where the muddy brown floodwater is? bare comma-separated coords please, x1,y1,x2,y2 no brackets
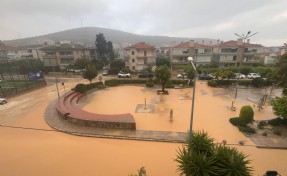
0,80,286,176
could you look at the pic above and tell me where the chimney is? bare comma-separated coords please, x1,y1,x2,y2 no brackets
247,39,250,44
202,40,204,44
209,41,212,45
189,40,194,47
237,39,243,45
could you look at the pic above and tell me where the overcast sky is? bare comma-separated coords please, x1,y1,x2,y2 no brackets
1,0,287,46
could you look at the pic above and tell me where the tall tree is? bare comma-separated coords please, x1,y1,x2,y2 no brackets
107,41,115,60
83,64,98,83
74,57,90,69
154,65,171,92
95,33,107,61
273,54,287,87
156,56,170,67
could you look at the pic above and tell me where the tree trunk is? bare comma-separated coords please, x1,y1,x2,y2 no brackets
162,83,165,92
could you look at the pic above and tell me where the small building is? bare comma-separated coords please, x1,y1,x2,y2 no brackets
125,42,156,72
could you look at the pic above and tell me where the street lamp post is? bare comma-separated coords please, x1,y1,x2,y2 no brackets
187,56,197,133
234,31,258,67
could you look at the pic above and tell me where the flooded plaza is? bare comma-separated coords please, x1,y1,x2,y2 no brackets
0,80,286,176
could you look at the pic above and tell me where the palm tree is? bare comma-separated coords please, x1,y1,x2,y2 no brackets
175,131,252,176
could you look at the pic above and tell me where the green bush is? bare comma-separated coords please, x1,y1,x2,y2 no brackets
283,88,287,96
146,79,154,87
268,117,284,126
85,82,104,90
207,80,217,87
238,126,256,134
229,117,246,126
75,83,87,93
258,121,267,129
238,80,251,87
239,105,254,124
251,77,265,87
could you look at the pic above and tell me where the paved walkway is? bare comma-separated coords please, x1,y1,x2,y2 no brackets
45,101,188,143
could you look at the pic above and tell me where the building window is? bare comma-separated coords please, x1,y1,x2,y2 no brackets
144,50,147,56
132,66,135,70
132,51,135,55
132,59,135,63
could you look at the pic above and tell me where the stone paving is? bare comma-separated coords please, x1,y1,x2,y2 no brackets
45,101,188,143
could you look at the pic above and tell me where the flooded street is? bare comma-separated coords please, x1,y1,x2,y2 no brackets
0,80,286,175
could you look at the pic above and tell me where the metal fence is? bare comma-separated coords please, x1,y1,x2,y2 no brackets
0,59,46,98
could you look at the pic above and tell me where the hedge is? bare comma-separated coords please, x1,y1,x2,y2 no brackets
104,79,189,87
74,82,104,93
207,79,273,87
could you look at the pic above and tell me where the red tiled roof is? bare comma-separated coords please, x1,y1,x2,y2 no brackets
219,40,263,48
0,43,18,51
125,42,155,50
174,41,212,49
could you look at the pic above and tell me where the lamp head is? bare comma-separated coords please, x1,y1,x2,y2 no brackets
187,57,193,61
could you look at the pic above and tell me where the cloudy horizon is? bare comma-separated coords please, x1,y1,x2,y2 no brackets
1,0,287,46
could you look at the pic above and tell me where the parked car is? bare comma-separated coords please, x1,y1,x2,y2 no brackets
247,73,260,79
235,73,246,79
138,71,154,78
198,73,214,80
102,70,109,76
176,73,188,79
0,97,7,105
118,71,131,78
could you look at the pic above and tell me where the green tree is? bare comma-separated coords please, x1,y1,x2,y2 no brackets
156,56,170,67
83,64,98,83
176,131,252,176
95,33,107,61
110,59,125,70
184,65,195,85
272,54,287,87
74,58,90,69
154,65,171,92
107,41,115,60
270,96,287,120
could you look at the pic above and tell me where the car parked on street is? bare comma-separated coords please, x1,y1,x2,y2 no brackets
247,73,260,79
198,73,214,80
102,70,109,76
0,97,7,105
235,73,246,79
176,73,188,79
118,71,131,78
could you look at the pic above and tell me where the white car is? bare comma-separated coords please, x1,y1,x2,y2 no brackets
118,71,131,78
0,98,8,105
176,73,188,79
235,73,246,79
247,73,260,79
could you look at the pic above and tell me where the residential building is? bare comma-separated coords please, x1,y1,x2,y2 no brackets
170,39,265,68
125,42,156,71
19,45,43,60
0,42,20,60
170,40,213,67
215,39,264,67
40,43,96,70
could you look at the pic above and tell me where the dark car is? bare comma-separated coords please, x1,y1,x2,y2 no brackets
138,71,154,78
198,73,214,80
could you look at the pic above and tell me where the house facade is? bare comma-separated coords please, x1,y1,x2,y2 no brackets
40,43,96,70
170,39,264,68
125,42,156,71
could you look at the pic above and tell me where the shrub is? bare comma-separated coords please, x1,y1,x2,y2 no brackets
251,77,265,87
283,88,287,95
207,80,217,87
146,79,154,87
238,126,256,134
85,82,104,90
258,121,267,129
239,106,254,124
229,117,246,126
268,117,284,126
75,83,87,93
